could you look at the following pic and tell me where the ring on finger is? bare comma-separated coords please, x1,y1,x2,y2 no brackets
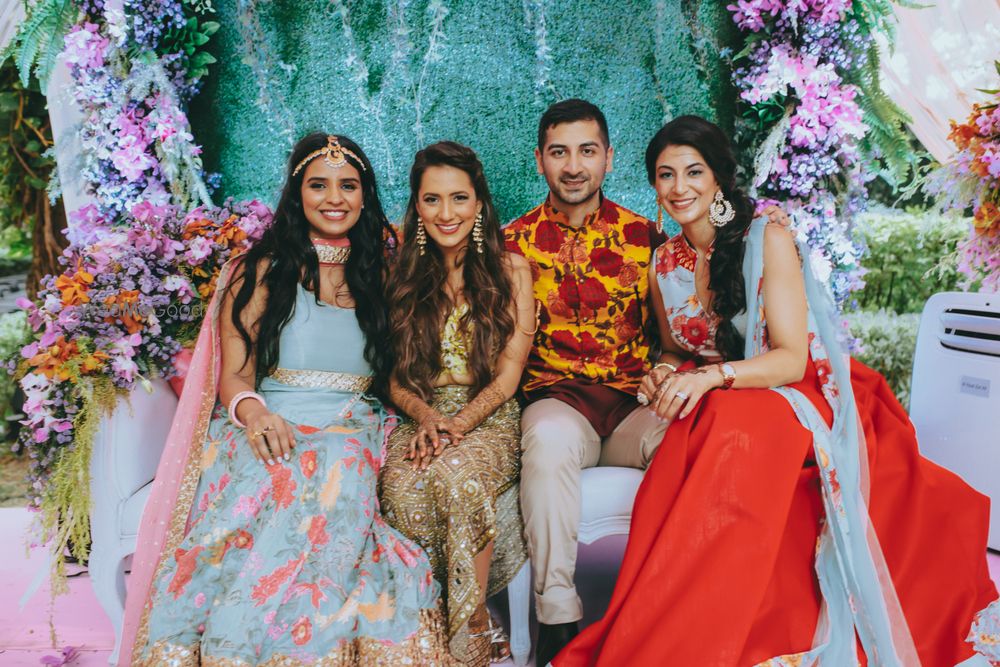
675,391,689,401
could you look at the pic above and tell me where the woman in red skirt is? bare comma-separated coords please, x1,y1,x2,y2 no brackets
554,116,999,666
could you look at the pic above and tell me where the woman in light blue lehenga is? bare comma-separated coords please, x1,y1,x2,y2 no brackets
119,133,455,666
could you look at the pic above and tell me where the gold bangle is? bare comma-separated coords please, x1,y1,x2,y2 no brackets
653,361,678,374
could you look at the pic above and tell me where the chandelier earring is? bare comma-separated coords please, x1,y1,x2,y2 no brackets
709,190,735,228
416,217,427,256
472,211,484,254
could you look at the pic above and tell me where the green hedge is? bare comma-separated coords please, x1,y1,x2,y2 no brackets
0,310,29,443
852,208,968,315
846,310,920,408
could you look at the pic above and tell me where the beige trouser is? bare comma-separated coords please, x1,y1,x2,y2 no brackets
519,398,668,624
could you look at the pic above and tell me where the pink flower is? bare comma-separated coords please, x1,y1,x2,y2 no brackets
186,236,214,263
110,135,155,182
63,23,108,70
233,495,262,518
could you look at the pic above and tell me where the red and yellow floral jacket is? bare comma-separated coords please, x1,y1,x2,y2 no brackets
505,196,665,395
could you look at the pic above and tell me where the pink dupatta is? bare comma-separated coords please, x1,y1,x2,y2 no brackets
117,261,234,666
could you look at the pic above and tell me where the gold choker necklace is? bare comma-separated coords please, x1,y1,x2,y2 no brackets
314,243,351,265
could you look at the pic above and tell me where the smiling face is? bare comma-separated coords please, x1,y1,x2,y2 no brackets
416,165,482,254
653,144,720,229
300,159,364,240
535,119,614,210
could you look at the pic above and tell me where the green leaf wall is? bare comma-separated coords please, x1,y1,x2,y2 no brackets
190,0,741,226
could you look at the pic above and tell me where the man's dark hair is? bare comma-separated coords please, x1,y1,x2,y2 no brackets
536,98,610,150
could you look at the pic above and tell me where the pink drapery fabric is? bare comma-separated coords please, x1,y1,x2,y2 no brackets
116,262,231,667
879,0,1000,162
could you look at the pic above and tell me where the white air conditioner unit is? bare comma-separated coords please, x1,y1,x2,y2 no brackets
909,292,1000,551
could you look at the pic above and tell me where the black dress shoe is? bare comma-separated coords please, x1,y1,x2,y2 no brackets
536,621,579,666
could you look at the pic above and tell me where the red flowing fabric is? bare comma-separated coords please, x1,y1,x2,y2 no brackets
555,359,998,666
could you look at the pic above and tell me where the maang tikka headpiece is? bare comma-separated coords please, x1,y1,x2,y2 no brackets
292,135,368,177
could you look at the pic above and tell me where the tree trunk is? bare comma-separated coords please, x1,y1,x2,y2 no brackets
27,195,68,299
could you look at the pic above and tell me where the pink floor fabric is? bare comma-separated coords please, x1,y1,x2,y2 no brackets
1,508,998,665
1,508,114,664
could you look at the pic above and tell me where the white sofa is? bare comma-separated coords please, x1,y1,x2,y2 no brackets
507,466,644,666
89,378,177,664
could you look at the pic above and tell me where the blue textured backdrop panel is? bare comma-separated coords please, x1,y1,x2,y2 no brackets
190,0,740,228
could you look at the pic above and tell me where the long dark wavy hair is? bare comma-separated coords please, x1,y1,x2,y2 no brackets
389,141,515,402
230,132,397,400
645,115,756,361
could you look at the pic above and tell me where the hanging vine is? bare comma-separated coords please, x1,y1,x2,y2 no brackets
234,0,295,148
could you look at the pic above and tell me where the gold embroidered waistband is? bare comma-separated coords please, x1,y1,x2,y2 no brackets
269,368,373,393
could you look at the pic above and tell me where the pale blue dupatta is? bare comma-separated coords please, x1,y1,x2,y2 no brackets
741,217,920,666
742,218,1000,666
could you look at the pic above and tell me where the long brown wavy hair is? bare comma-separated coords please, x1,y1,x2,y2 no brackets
389,141,515,402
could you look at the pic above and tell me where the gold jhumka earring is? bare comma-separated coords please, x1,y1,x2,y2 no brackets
416,217,427,255
472,211,484,254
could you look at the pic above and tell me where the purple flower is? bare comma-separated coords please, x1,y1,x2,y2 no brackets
40,645,81,665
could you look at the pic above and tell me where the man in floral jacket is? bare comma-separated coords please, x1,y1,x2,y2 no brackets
504,99,668,665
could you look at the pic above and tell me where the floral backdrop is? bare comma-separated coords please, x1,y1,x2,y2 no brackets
928,67,1000,293
4,0,272,589
1,0,972,591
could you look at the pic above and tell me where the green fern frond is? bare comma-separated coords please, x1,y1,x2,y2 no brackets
35,0,79,88
843,39,925,188
4,0,79,89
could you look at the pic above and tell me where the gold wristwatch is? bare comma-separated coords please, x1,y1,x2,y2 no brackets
718,363,736,390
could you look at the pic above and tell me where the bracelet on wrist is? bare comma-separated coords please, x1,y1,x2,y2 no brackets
229,391,267,428
653,361,678,374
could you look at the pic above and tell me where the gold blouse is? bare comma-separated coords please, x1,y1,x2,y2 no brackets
440,302,472,377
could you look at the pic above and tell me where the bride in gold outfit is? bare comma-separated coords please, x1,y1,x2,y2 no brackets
379,141,535,666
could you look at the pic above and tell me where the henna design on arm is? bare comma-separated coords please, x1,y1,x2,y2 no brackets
450,381,508,434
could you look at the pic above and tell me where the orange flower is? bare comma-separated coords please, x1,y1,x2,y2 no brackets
974,202,1000,234
546,290,573,318
27,337,107,380
167,545,204,599
103,290,143,334
613,313,638,341
28,338,77,380
948,120,978,151
557,238,588,264
616,258,640,288
299,450,318,479
267,463,297,510
56,269,94,307
182,216,215,241
227,529,254,550
290,616,312,646
216,215,248,247
306,515,329,547
251,555,305,607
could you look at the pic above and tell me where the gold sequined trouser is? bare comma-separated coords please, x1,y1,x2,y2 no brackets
379,385,527,665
